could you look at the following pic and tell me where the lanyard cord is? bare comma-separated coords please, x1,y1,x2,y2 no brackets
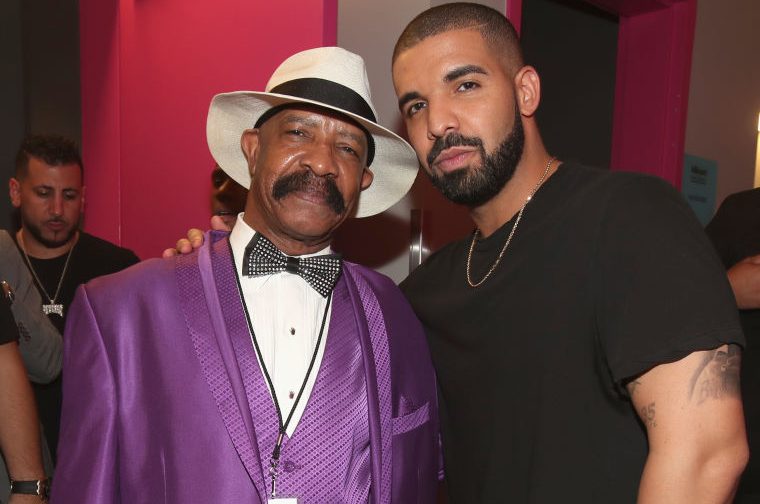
249,291,331,442
236,270,333,497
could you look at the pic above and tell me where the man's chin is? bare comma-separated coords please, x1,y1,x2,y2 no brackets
37,229,77,249
40,238,73,249
429,168,469,194
282,219,343,247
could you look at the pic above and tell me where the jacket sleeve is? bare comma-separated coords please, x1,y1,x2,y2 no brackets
50,285,119,503
0,231,62,383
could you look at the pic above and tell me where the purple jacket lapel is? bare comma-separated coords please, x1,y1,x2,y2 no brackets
178,231,267,499
211,236,280,498
343,263,393,504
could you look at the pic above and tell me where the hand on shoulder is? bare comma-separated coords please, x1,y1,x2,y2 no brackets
161,216,232,258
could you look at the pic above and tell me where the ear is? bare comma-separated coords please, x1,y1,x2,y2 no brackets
8,178,21,208
514,65,541,117
360,167,374,191
240,129,261,178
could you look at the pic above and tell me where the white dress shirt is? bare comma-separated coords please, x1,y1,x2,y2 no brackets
229,217,332,436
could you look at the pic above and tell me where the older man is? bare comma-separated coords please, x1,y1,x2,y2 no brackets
51,47,438,503
393,3,747,502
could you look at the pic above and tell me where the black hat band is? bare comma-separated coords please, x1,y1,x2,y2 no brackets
254,78,377,166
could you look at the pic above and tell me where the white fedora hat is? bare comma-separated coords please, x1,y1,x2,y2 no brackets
206,46,419,218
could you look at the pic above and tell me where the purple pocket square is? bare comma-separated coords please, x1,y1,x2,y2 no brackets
392,401,430,435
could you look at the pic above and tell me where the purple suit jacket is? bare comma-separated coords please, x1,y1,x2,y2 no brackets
51,232,439,503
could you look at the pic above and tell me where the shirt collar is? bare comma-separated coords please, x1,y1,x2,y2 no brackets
229,214,333,275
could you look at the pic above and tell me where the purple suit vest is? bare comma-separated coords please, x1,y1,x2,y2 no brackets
216,235,372,500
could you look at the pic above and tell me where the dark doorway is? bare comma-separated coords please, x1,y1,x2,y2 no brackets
0,0,80,230
521,0,618,169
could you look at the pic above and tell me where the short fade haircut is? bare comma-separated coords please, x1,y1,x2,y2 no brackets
393,2,524,75
15,134,83,179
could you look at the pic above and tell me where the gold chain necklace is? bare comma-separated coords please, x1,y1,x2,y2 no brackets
466,157,556,288
19,233,76,317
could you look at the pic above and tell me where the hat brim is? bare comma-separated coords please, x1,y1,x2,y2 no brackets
207,91,420,218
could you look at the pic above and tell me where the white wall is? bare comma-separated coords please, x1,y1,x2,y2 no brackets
685,0,760,208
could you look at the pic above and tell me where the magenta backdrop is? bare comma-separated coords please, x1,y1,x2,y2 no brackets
79,0,338,259
610,0,696,187
80,0,694,259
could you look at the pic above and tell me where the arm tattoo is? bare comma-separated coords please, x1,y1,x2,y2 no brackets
688,344,741,404
640,402,656,429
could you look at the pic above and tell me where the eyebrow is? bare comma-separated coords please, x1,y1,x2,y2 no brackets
33,185,80,193
336,129,365,146
282,114,365,145
444,64,488,82
397,64,489,110
398,91,422,111
281,114,321,128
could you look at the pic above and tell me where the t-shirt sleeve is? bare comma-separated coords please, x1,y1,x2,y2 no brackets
594,174,744,385
0,295,20,345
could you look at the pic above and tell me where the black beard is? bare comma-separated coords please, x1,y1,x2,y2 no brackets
272,171,346,215
23,218,77,249
426,104,524,207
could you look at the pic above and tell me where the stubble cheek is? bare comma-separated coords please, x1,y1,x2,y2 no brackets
402,121,427,161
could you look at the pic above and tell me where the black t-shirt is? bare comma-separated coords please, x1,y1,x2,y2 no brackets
401,163,744,503
15,230,139,461
18,231,140,333
0,295,20,345
705,188,760,498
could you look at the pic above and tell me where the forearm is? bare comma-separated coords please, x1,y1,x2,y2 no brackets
637,443,746,503
9,493,49,504
0,343,45,481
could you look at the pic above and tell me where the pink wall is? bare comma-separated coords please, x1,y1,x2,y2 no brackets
506,0,522,35
610,0,696,186
512,0,695,186
80,0,338,259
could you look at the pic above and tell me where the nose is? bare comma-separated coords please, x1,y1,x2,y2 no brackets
426,99,459,141
300,142,339,177
50,193,64,217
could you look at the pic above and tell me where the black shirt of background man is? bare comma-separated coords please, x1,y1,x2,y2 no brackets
705,187,760,501
15,231,139,462
0,294,20,345
402,163,744,503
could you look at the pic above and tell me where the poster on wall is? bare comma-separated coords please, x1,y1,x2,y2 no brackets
681,154,717,226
